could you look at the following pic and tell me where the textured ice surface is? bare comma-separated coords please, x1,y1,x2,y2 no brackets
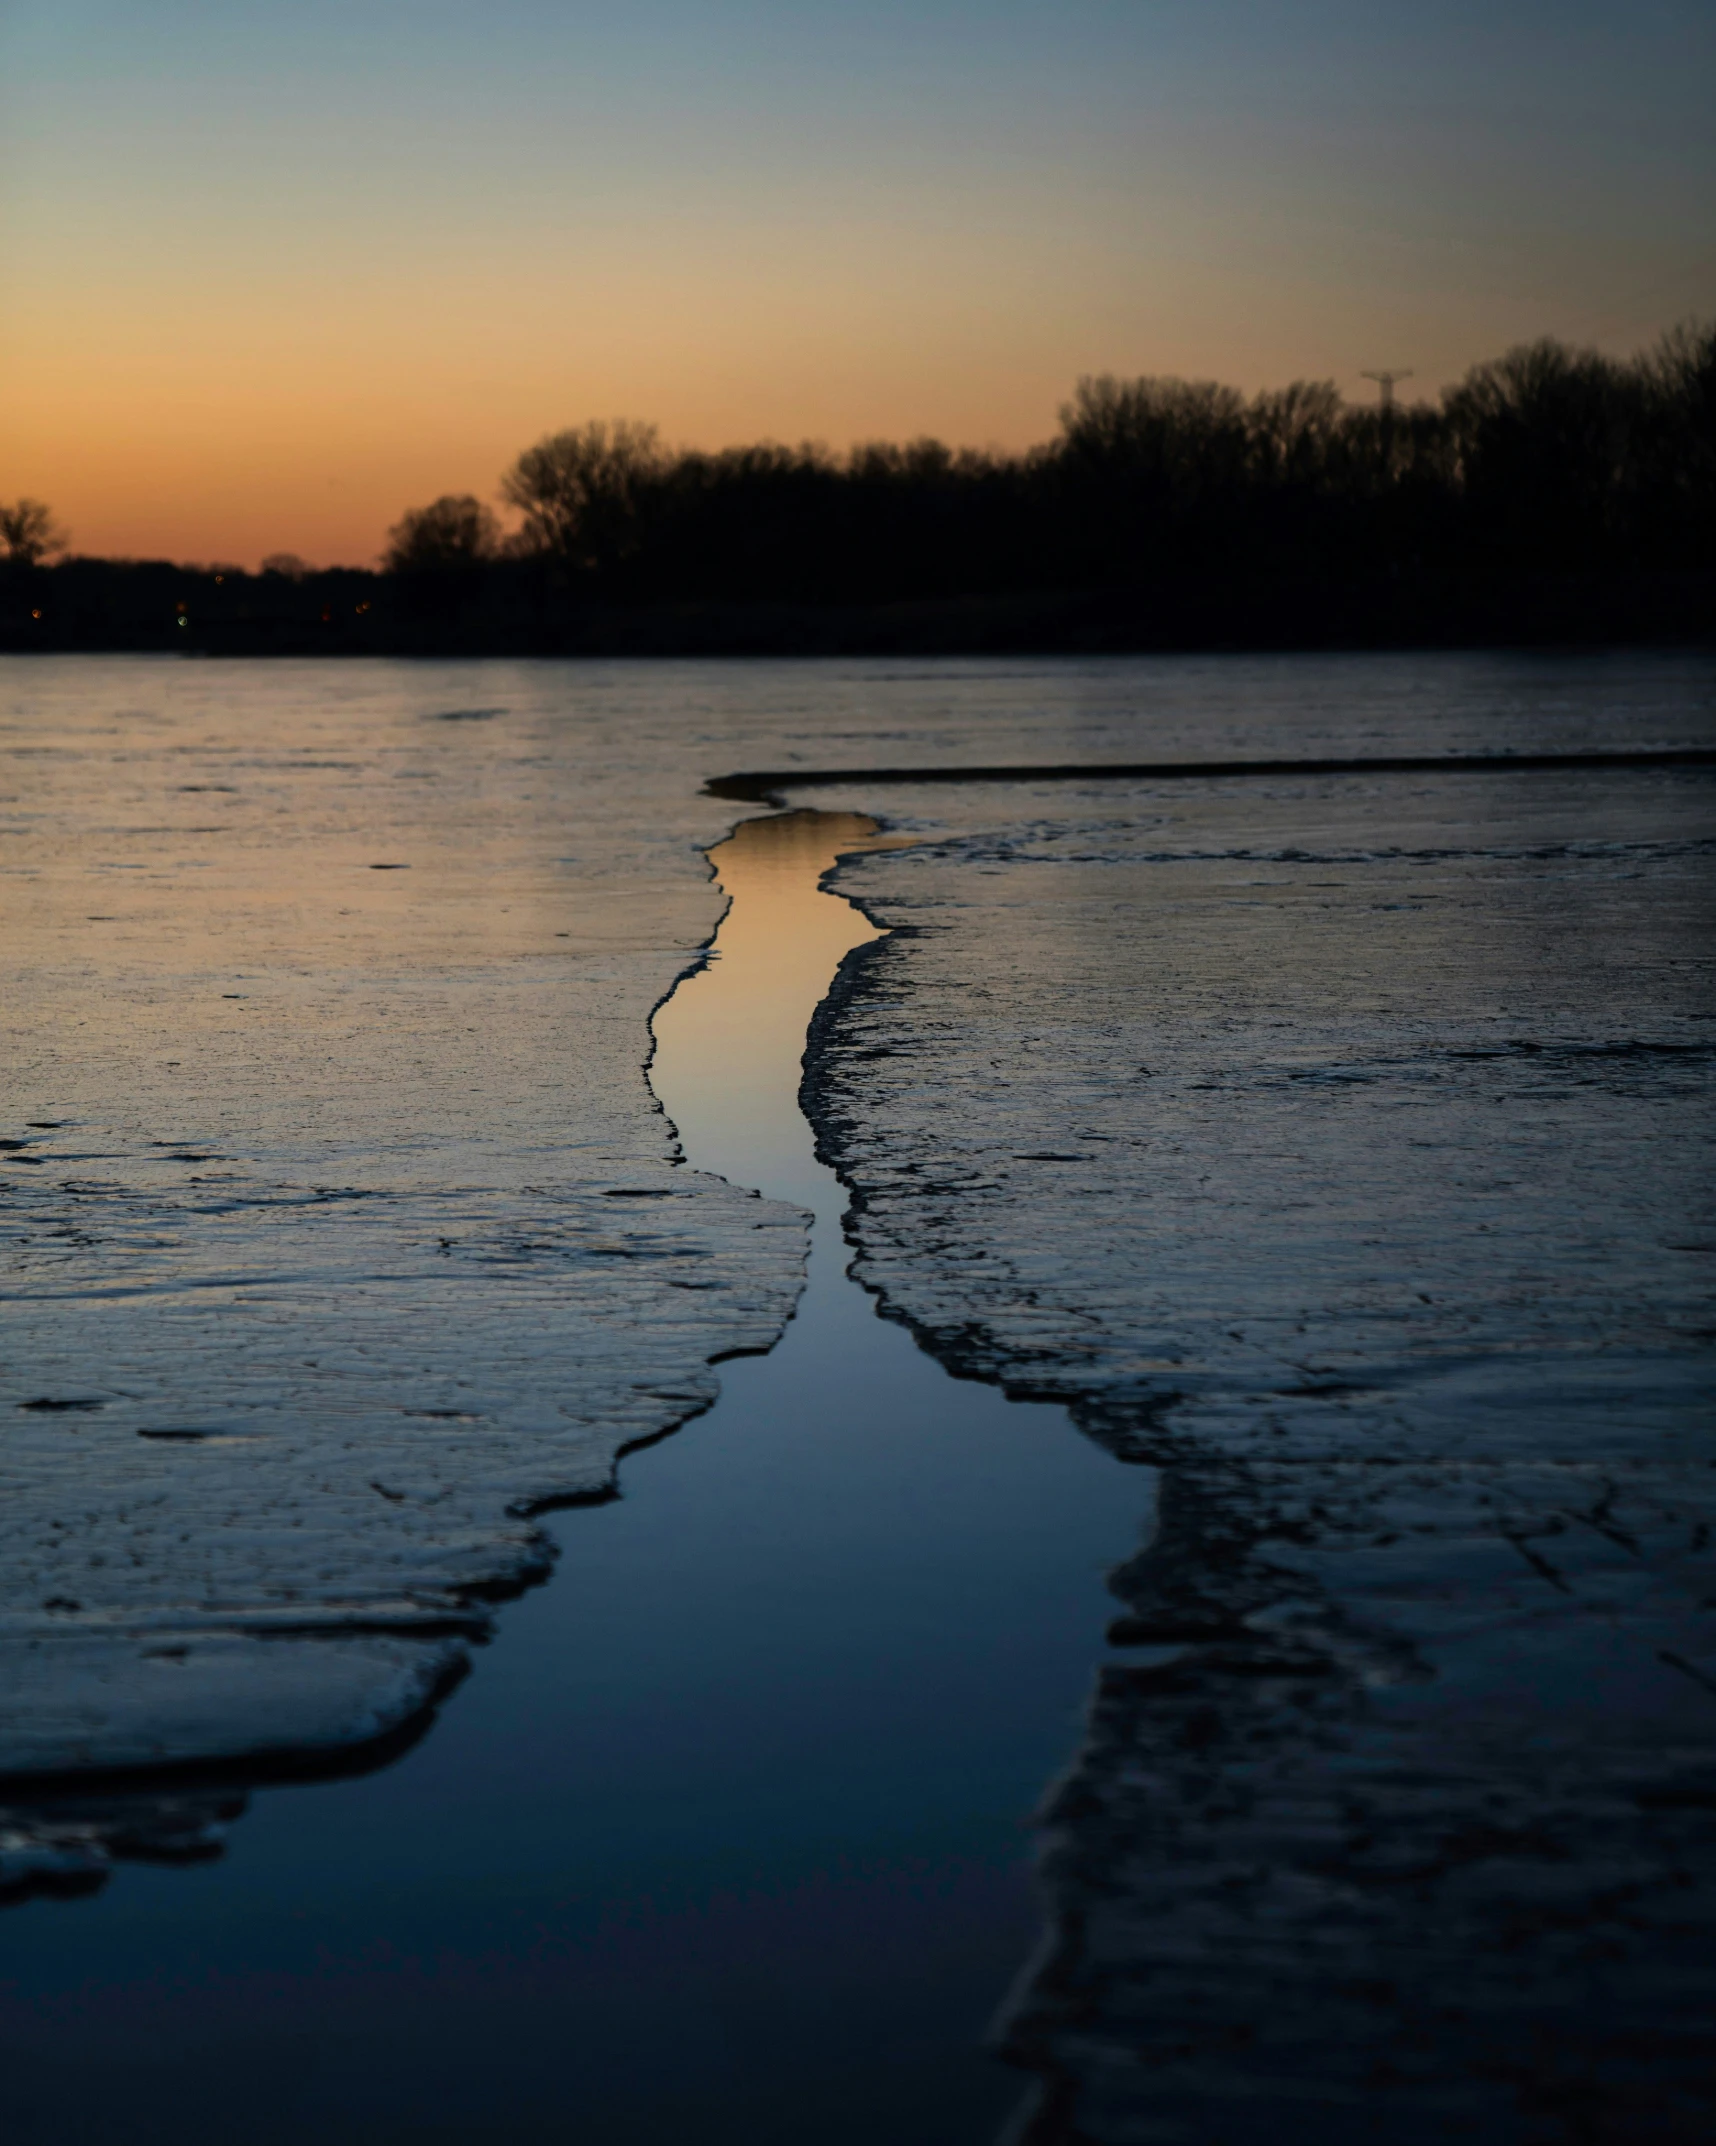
16,647,1368,1836
804,752,1716,2138
1,659,822,1816
5,650,1713,1952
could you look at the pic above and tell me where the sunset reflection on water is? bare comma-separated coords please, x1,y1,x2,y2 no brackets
652,809,893,1210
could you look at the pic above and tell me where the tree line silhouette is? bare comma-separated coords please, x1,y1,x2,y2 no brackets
6,324,1712,653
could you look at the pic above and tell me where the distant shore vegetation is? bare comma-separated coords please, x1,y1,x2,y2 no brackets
6,325,1713,654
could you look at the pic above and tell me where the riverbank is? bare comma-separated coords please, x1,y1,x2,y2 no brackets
4,568,1713,659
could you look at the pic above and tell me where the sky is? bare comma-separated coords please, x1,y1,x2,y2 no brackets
2,0,1712,568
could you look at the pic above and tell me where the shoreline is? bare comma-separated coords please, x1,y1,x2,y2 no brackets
6,571,1714,661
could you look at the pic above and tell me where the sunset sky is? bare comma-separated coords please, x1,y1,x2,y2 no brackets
3,0,1712,568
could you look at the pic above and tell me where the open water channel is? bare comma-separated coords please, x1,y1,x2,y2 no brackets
6,648,1711,2146
2,803,1140,2146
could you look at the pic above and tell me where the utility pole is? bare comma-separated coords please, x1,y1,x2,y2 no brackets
1362,370,1414,486
1361,369,1413,411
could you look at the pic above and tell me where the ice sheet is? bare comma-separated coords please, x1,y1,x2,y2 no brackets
804,754,1716,2137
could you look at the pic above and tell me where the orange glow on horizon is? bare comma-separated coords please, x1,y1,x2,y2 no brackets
6,7,1708,569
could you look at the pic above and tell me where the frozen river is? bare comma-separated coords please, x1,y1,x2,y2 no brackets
3,652,1713,2142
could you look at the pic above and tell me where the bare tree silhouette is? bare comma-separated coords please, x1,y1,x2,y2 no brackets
384,495,501,574
500,421,663,570
0,498,67,567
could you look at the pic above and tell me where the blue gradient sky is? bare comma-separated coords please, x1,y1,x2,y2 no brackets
3,0,1711,564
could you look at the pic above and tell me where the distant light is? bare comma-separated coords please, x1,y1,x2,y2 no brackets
31,608,42,620
177,616,188,628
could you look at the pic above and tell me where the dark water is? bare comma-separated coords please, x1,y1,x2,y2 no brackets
0,812,1142,2146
